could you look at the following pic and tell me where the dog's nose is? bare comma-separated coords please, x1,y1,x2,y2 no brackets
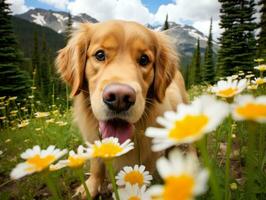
103,84,136,112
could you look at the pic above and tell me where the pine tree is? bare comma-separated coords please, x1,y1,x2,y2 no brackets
257,0,266,59
32,32,40,70
188,38,201,87
194,38,202,84
217,0,256,78
163,14,169,31
64,12,73,43
203,18,215,84
0,0,30,98
39,33,51,101
32,31,41,89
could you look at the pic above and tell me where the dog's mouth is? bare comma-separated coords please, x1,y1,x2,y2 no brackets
99,118,134,143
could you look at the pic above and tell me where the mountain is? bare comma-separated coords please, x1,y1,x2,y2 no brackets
17,8,98,33
148,22,218,66
11,16,65,59
16,8,218,67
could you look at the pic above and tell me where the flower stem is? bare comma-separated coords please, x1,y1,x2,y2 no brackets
45,173,62,200
65,84,69,111
198,137,221,200
245,121,257,199
225,117,234,200
258,124,265,170
260,71,263,78
77,169,92,200
105,160,120,200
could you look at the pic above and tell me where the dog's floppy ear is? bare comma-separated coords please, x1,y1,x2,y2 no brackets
55,23,92,97
153,33,178,102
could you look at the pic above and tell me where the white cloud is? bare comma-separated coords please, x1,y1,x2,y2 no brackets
155,0,220,22
193,20,222,42
67,0,154,25
38,0,69,10
154,0,221,38
6,0,30,14
67,0,221,39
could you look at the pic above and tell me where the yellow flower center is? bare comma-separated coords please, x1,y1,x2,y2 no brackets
168,115,208,141
163,174,195,200
92,143,123,158
68,156,86,168
236,103,266,120
129,196,140,200
26,155,55,172
217,87,238,97
255,79,265,85
258,65,266,71
124,170,144,186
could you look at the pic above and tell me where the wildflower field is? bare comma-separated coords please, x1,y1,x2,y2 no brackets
0,63,266,200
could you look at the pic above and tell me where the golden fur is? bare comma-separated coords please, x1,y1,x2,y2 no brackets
56,20,188,198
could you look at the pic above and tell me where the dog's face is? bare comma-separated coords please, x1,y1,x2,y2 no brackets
56,20,178,143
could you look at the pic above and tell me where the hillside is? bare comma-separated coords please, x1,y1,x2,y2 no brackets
11,16,65,59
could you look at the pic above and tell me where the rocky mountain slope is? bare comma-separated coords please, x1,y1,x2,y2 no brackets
17,8,97,33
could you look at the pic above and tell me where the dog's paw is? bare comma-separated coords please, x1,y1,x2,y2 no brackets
74,176,100,199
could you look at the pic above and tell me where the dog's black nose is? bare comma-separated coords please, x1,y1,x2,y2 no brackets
103,83,136,112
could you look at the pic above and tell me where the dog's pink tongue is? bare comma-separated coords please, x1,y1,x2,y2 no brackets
99,120,134,143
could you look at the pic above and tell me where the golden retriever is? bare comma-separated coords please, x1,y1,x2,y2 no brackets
56,20,188,198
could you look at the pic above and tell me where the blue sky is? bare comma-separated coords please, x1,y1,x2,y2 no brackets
131,0,174,13
25,0,59,11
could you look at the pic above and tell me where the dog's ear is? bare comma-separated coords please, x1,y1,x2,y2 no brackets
153,33,178,102
55,23,92,97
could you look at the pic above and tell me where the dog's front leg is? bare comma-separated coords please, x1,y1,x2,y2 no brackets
75,158,105,199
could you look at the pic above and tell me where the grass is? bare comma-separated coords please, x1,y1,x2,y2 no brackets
0,74,266,199
0,110,84,199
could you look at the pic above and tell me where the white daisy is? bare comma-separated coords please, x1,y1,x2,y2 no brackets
56,121,68,126
46,118,55,124
10,145,67,179
50,145,91,170
211,78,247,98
17,120,29,128
86,137,134,159
245,74,255,79
8,96,17,101
254,58,264,63
35,112,50,118
232,95,266,123
114,184,149,200
145,95,229,151
254,64,266,72
116,165,152,187
147,150,209,200
252,77,266,85
231,75,239,80
247,84,258,90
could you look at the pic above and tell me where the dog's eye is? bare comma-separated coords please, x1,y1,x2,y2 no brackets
138,54,150,66
95,50,106,61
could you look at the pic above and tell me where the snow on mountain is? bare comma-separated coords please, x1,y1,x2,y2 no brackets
148,22,218,58
31,13,46,26
52,13,68,23
188,29,208,41
17,8,98,33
